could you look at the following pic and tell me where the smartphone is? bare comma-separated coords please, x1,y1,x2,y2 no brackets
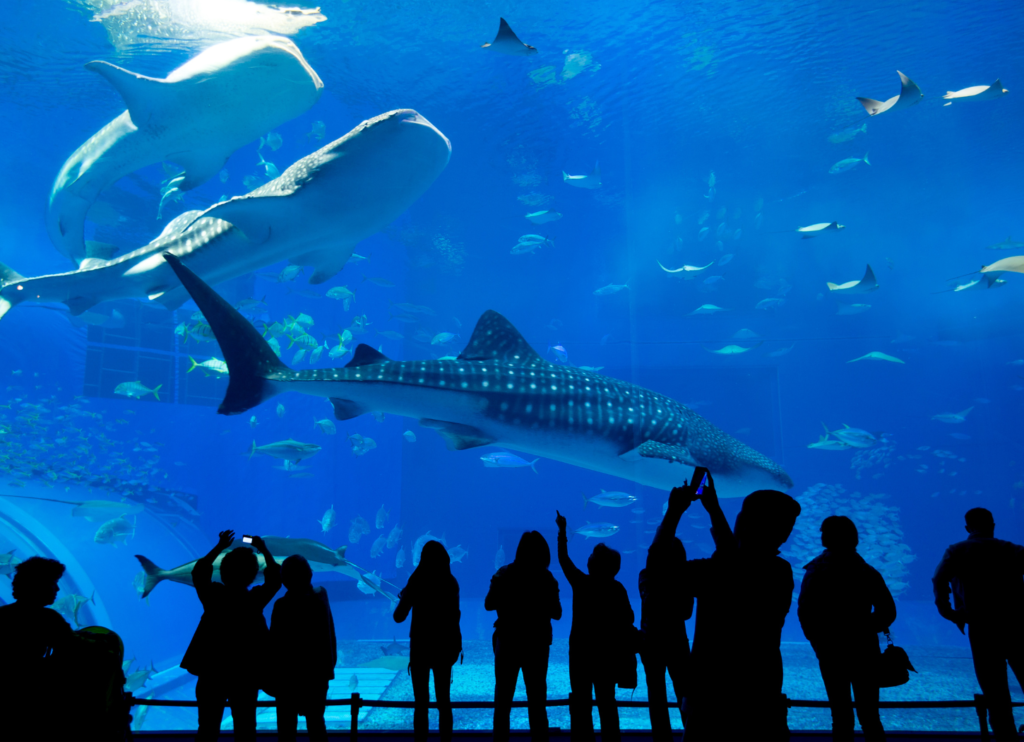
696,472,709,496
242,535,253,544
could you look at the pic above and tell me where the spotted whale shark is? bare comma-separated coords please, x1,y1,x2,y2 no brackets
47,36,324,264
163,254,792,498
0,109,450,321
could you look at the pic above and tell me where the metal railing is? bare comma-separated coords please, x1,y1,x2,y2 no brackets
127,693,1024,738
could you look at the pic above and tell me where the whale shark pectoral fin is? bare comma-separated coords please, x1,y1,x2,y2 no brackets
329,398,366,421
168,148,231,191
85,60,166,127
193,199,273,244
621,441,697,467
419,419,495,450
296,247,355,284
64,296,100,316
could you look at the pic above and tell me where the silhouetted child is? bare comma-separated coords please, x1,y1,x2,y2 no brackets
556,510,635,742
181,531,281,742
485,531,562,742
641,511,692,739
933,507,1024,741
270,555,336,742
680,471,801,742
0,556,72,741
799,516,896,742
394,540,462,742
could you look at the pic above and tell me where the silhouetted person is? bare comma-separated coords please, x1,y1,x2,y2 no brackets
394,540,462,742
679,468,801,742
556,511,635,742
0,556,72,742
270,555,336,742
182,531,281,742
933,507,1024,741
641,497,693,739
485,530,562,741
798,516,896,742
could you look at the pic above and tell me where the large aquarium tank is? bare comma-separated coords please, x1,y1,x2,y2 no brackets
0,0,1021,733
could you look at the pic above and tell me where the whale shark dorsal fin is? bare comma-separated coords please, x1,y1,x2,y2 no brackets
346,344,391,368
458,310,544,364
85,61,166,127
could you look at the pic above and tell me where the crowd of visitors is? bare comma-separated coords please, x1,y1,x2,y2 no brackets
3,466,1023,742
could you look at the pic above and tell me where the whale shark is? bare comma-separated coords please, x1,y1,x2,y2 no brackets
162,253,793,498
856,71,924,116
47,36,323,264
1,109,451,321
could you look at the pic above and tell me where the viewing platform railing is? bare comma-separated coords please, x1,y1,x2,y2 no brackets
127,693,1024,739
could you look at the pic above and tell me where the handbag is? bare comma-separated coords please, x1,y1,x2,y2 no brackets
877,630,917,688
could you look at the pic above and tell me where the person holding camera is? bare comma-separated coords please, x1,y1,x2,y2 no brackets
556,510,635,742
181,531,281,741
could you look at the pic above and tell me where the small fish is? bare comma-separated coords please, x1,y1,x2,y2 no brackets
829,153,870,174
318,505,337,533
703,275,724,285
593,283,628,296
698,227,709,241
481,451,539,472
449,545,468,563
314,418,337,435
689,304,728,315
827,122,867,144
548,344,569,363
403,430,416,443
363,276,395,288
525,210,562,224
375,504,390,529
349,674,359,691
932,407,973,424
377,330,404,340
242,174,262,191
386,524,404,549
848,352,904,364
396,547,406,569
276,403,286,418
584,490,638,508
348,433,377,457
307,120,326,141
326,285,356,309
114,382,161,401
573,522,619,539
431,332,458,345
370,535,387,558
265,131,283,151
718,254,734,266
986,236,1024,251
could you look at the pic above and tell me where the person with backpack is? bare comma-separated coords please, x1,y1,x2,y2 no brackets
270,555,337,742
556,511,635,742
394,540,462,742
485,530,562,742
182,530,281,741
799,516,896,742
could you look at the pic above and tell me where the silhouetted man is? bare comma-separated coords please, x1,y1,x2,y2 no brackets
0,557,72,742
799,516,896,742
680,469,801,742
182,531,281,741
270,555,336,742
556,511,635,742
933,508,1024,740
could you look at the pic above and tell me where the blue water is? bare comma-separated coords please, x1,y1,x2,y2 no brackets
1,0,1023,731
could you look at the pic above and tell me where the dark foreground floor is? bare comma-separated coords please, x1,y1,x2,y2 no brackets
131,732,989,741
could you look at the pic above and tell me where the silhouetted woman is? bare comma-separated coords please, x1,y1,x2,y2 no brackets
485,531,562,741
556,511,635,742
799,516,896,742
394,540,462,742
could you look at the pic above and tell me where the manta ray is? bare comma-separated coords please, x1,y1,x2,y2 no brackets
162,254,793,498
943,80,1008,103
0,109,451,321
47,36,324,265
856,71,924,117
827,264,879,294
481,18,537,55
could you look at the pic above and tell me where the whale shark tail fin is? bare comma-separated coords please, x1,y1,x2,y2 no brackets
162,253,288,415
